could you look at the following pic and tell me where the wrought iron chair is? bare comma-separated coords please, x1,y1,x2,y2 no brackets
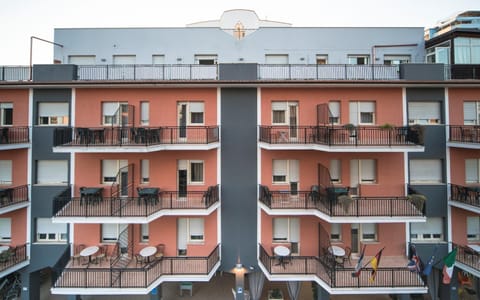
72,244,86,266
155,244,165,260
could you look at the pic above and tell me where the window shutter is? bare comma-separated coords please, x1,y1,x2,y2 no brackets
37,160,68,184
189,218,204,237
103,102,119,116
361,223,376,235
359,102,375,112
360,159,376,181
273,218,288,240
289,160,299,182
465,159,479,182
350,159,359,186
0,160,12,184
141,224,149,239
0,218,11,240
141,102,149,124
113,55,136,64
102,224,118,240
329,159,341,181
102,160,118,178
68,56,96,65
189,102,204,113
464,102,477,124
273,160,288,176
328,102,340,118
349,102,358,125
152,55,165,65
408,102,441,120
37,218,66,234
141,159,149,182
411,218,443,235
177,218,188,249
38,103,69,117
410,159,442,182
289,218,300,242
272,102,287,111
265,55,288,64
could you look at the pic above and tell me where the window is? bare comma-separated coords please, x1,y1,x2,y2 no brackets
140,102,149,125
410,159,442,183
102,102,128,125
102,223,127,242
0,218,11,242
330,159,341,183
102,160,128,183
0,160,12,184
0,103,13,125
454,37,480,64
38,102,69,126
265,54,289,64
348,55,369,65
408,102,441,125
272,160,299,186
113,55,136,65
350,159,376,184
466,159,480,183
234,22,246,40
141,159,149,184
190,161,204,183
328,101,340,125
36,160,68,185
330,223,342,241
178,102,204,125
411,217,444,241
384,55,411,65
361,223,377,241
349,101,375,125
141,224,149,242
178,160,205,185
194,55,217,65
68,55,96,65
36,218,67,242
152,55,165,65
467,216,480,241
178,218,204,243
463,102,480,125
316,55,328,64
271,101,298,125
273,217,300,242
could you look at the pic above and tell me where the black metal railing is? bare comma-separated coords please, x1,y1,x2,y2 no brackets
259,125,423,146
450,183,480,208
259,185,424,217
53,185,220,218
0,243,28,272
445,64,480,80
0,127,29,144
52,244,220,289
53,126,219,147
449,125,480,143
259,244,425,288
452,243,480,272
0,185,29,209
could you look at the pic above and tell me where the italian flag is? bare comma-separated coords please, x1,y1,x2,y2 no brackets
442,248,457,284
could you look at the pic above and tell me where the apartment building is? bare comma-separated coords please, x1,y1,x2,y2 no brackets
0,8,479,300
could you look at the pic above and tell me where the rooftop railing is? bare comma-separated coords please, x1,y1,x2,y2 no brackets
0,66,30,81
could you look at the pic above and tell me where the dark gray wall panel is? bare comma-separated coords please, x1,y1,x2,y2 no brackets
400,64,445,80
219,64,258,80
33,64,78,81
220,88,258,270
409,126,446,159
408,184,447,217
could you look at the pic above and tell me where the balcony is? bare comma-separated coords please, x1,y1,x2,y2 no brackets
0,244,29,277
258,245,426,294
259,186,425,222
51,244,220,294
0,127,30,150
448,125,480,149
452,243,480,276
53,126,220,153
445,64,480,80
259,126,424,152
0,66,30,81
0,185,29,214
449,183,480,213
52,185,219,222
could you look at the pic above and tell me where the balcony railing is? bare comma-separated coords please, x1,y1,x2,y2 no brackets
259,186,424,217
259,125,423,147
450,183,480,208
445,64,480,80
452,243,480,272
0,244,28,272
53,185,219,218
0,185,29,209
0,127,29,145
258,245,425,289
0,66,30,81
53,126,219,147
52,244,220,289
449,125,480,144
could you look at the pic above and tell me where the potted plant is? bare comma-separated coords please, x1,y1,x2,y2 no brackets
268,288,284,300
408,193,427,213
343,123,357,137
380,123,394,130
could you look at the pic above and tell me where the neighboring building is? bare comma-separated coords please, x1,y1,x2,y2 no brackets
0,9,479,300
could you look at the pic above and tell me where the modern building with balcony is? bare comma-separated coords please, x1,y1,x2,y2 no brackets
0,8,479,300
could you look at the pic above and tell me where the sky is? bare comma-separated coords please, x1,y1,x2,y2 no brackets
0,0,478,65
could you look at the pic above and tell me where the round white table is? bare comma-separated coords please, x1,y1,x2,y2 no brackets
80,246,99,264
328,245,346,257
140,246,157,262
274,245,290,256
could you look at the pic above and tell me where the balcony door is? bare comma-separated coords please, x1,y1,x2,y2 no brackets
178,103,187,139
178,160,188,198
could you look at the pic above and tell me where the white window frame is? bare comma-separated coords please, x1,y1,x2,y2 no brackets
36,160,68,185
330,223,342,241
178,102,205,125
409,159,443,183
408,102,441,125
38,102,69,126
360,223,377,242
273,217,300,242
141,159,150,184
36,218,67,242
272,159,299,185
328,101,340,125
101,159,128,184
102,102,128,126
0,102,13,126
467,216,480,241
465,158,480,183
141,224,149,242
0,218,11,242
347,55,369,65
349,101,375,125
102,223,127,243
271,101,298,125
463,101,480,125
316,55,328,64
194,55,217,65
411,217,444,241
179,218,205,244
351,159,377,184
329,159,341,183
189,160,204,184
140,101,149,125
0,160,12,185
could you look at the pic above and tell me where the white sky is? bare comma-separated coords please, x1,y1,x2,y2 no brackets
0,0,478,65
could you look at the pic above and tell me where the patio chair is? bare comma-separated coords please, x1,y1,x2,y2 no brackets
343,246,352,265
72,244,86,266
155,244,165,260
94,245,107,264
135,254,146,266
